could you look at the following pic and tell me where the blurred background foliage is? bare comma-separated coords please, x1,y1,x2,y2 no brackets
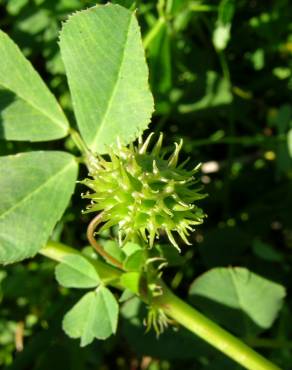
0,0,292,369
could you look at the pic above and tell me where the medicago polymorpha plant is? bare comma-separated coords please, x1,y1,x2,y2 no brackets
0,4,284,370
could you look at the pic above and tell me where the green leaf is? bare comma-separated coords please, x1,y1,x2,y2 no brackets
213,24,231,51
218,0,235,25
250,49,265,71
119,288,135,302
252,239,284,262
55,254,100,288
120,272,141,295
63,286,119,346
213,0,235,51
0,151,78,264
102,240,126,263
7,0,29,15
189,267,285,334
147,22,172,108
123,250,144,272
122,242,142,256
59,4,154,153
0,30,69,141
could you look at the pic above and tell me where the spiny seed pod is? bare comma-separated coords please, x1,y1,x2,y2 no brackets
81,133,206,250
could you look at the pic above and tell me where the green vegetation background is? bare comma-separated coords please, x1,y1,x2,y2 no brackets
0,0,292,369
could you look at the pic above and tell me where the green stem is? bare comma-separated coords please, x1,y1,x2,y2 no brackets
143,16,166,50
155,285,282,370
40,241,122,286
69,128,89,155
39,241,282,370
218,50,231,83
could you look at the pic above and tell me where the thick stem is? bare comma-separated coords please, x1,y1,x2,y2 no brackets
40,241,122,285
154,284,282,370
39,242,282,370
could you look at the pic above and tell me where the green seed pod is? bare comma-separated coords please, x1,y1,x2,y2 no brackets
81,133,206,250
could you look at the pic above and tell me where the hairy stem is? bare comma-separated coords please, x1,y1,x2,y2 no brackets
40,241,282,370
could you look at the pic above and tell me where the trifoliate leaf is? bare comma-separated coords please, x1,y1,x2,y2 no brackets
189,267,286,335
59,4,154,153
63,286,119,346
102,240,126,263
55,254,100,288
